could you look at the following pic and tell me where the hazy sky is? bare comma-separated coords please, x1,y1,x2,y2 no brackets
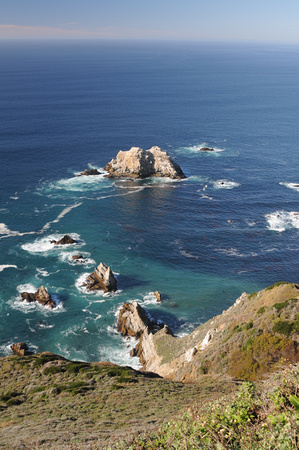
1,0,299,42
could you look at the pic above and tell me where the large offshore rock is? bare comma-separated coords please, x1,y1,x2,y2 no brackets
105,146,186,179
83,263,117,292
20,286,56,309
50,235,78,245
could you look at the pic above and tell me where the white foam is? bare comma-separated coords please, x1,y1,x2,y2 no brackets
46,172,109,192
41,203,82,231
214,247,259,258
279,182,299,192
35,268,50,278
176,143,225,155
213,180,240,189
1,204,82,240
266,210,299,232
0,222,35,240
22,233,83,255
0,264,18,272
59,252,95,267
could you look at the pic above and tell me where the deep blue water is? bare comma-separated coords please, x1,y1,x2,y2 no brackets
1,40,299,366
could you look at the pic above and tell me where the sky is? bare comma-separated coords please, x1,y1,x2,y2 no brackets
1,0,299,43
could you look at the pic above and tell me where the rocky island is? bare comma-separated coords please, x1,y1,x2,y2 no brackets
82,262,117,292
20,285,56,309
105,146,186,179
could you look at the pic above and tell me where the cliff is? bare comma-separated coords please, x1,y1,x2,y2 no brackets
119,282,299,382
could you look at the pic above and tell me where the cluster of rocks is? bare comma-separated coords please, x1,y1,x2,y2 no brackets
105,146,186,180
21,286,56,309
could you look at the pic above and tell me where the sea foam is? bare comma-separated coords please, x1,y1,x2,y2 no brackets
279,182,299,192
266,211,299,232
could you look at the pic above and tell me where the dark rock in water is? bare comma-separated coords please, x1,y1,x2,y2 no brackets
83,263,117,292
72,254,85,263
11,342,33,356
105,146,186,179
21,286,56,309
50,235,78,245
200,147,214,152
78,168,101,176
154,291,162,302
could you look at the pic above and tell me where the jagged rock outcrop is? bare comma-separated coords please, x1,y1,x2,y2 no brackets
118,282,299,382
11,342,33,356
20,286,56,309
154,291,162,302
50,235,78,245
83,263,117,292
117,301,173,371
78,168,101,176
105,146,186,179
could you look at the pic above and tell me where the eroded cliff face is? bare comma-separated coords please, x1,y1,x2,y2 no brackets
105,146,186,179
118,282,299,382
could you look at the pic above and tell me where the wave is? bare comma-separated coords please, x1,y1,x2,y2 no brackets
176,143,225,155
279,182,299,192
0,264,18,272
214,247,259,258
59,252,95,267
41,171,109,193
265,210,299,232
0,203,82,240
212,179,240,189
22,233,84,254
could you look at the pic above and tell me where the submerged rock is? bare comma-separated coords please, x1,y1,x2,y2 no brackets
105,146,186,179
200,147,214,152
20,286,56,309
83,263,117,292
11,342,33,356
72,254,86,263
78,168,101,176
50,235,78,245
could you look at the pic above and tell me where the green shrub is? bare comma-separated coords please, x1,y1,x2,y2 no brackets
230,332,297,380
65,363,89,373
43,366,64,375
272,320,294,337
244,321,253,330
273,301,288,312
265,281,289,291
257,306,266,314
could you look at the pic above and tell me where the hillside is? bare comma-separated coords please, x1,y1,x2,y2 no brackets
0,281,298,448
0,353,236,449
122,281,299,382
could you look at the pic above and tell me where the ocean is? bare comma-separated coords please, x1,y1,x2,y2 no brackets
1,40,299,367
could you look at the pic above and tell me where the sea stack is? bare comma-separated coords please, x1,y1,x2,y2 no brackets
83,263,117,292
105,146,186,179
20,286,56,309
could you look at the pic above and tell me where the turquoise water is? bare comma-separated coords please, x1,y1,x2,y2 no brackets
1,41,299,366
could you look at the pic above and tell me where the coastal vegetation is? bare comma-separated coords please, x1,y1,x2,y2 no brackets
1,281,298,448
